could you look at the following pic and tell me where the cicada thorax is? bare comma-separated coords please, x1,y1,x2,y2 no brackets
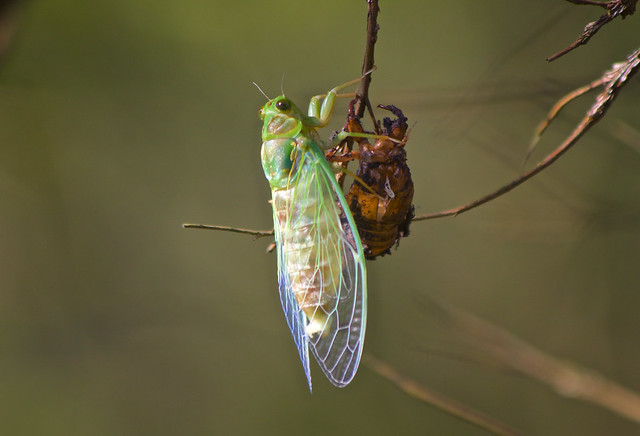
271,156,343,336
344,105,415,259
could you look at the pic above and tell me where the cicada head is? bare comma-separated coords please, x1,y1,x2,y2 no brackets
260,96,306,142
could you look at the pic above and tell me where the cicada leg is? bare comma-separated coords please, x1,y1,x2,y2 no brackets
325,147,360,163
330,131,401,148
306,68,376,127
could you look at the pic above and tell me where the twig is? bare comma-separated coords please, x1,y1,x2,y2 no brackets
548,0,637,62
413,48,640,222
364,354,523,436
421,298,640,424
527,76,606,156
354,0,380,119
182,223,273,239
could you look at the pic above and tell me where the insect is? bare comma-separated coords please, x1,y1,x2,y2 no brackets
259,74,387,390
329,102,414,259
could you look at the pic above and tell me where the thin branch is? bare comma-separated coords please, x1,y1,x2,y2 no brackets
421,298,640,424
413,48,640,222
182,223,273,238
354,0,380,119
548,0,637,62
364,354,523,436
528,76,606,155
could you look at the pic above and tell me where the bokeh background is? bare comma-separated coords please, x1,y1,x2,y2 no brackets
2,0,640,434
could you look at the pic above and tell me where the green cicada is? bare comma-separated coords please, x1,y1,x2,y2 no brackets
260,74,382,390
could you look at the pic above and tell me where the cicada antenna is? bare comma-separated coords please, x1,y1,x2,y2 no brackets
253,82,270,100
280,73,286,97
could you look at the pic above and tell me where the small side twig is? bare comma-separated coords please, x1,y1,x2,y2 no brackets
182,223,273,239
413,48,640,222
527,75,606,157
548,0,637,62
364,354,523,436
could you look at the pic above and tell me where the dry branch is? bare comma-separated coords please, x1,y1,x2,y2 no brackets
182,223,273,238
354,0,380,119
548,0,637,62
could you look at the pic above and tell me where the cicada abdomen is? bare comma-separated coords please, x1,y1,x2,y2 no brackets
271,175,344,336
344,104,414,259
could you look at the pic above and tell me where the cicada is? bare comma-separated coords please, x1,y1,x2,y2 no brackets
260,76,383,390
330,103,414,259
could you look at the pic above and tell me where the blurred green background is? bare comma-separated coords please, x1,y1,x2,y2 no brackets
2,0,640,434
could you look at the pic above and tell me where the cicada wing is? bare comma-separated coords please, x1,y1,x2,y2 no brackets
291,146,367,388
274,213,312,391
306,211,366,387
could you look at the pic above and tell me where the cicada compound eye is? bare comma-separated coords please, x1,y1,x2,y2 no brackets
275,99,291,112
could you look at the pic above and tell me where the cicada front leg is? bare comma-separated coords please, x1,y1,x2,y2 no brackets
306,68,379,128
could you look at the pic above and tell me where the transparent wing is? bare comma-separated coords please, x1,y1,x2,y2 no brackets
274,143,367,389
274,221,312,390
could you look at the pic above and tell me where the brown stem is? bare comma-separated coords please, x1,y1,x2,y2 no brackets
528,76,606,156
547,0,637,62
182,223,273,238
354,0,380,119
